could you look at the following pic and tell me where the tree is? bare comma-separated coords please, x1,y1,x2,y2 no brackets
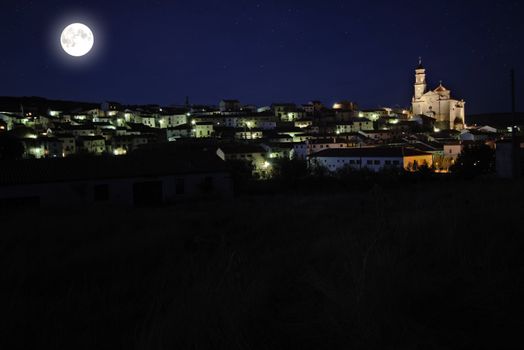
271,157,309,182
309,158,329,178
450,144,495,178
225,159,255,192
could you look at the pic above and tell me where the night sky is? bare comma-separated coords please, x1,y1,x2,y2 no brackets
0,0,522,113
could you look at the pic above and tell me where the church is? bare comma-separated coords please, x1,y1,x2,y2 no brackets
411,59,466,130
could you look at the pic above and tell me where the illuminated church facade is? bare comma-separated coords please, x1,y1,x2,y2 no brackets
411,59,466,130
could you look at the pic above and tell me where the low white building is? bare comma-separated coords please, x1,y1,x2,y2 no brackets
309,147,433,172
0,152,232,208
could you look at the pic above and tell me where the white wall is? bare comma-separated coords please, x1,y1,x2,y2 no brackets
312,156,403,172
0,172,232,208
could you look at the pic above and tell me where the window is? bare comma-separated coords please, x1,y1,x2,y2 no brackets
176,178,185,195
133,181,163,206
350,160,355,164
356,160,361,164
367,160,373,165
393,160,400,165
93,184,109,202
199,176,214,194
374,160,380,165
385,160,391,165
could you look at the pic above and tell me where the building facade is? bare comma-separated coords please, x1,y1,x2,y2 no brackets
411,60,466,131
310,147,433,172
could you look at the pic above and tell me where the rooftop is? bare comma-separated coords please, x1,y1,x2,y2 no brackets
311,147,431,158
218,144,266,154
0,151,226,186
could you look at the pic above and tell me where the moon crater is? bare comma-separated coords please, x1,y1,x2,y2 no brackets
60,23,94,57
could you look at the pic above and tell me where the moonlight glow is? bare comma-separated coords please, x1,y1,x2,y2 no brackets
60,23,94,57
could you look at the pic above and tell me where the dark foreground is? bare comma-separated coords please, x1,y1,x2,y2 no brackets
1,179,523,349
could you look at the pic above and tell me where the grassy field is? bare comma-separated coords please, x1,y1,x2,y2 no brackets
1,178,523,349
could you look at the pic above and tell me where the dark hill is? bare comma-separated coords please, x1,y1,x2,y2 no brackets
0,96,100,114
467,112,524,128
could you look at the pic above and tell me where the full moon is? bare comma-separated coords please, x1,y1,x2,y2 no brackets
60,23,94,57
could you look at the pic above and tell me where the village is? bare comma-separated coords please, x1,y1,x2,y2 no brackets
0,62,522,207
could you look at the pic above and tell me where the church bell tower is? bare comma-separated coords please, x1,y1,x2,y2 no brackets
414,57,426,100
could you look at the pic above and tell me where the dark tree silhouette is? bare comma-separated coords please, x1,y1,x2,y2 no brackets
0,135,24,160
271,157,309,183
450,144,495,178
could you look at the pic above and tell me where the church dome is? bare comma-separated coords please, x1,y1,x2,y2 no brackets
434,83,448,92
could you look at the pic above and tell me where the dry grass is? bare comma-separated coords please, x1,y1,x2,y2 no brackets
1,179,523,349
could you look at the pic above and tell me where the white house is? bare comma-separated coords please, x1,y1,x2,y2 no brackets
56,134,76,156
459,129,493,142
193,122,214,138
78,136,106,155
217,144,269,174
235,129,264,140
219,99,241,112
443,141,463,160
158,114,188,128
